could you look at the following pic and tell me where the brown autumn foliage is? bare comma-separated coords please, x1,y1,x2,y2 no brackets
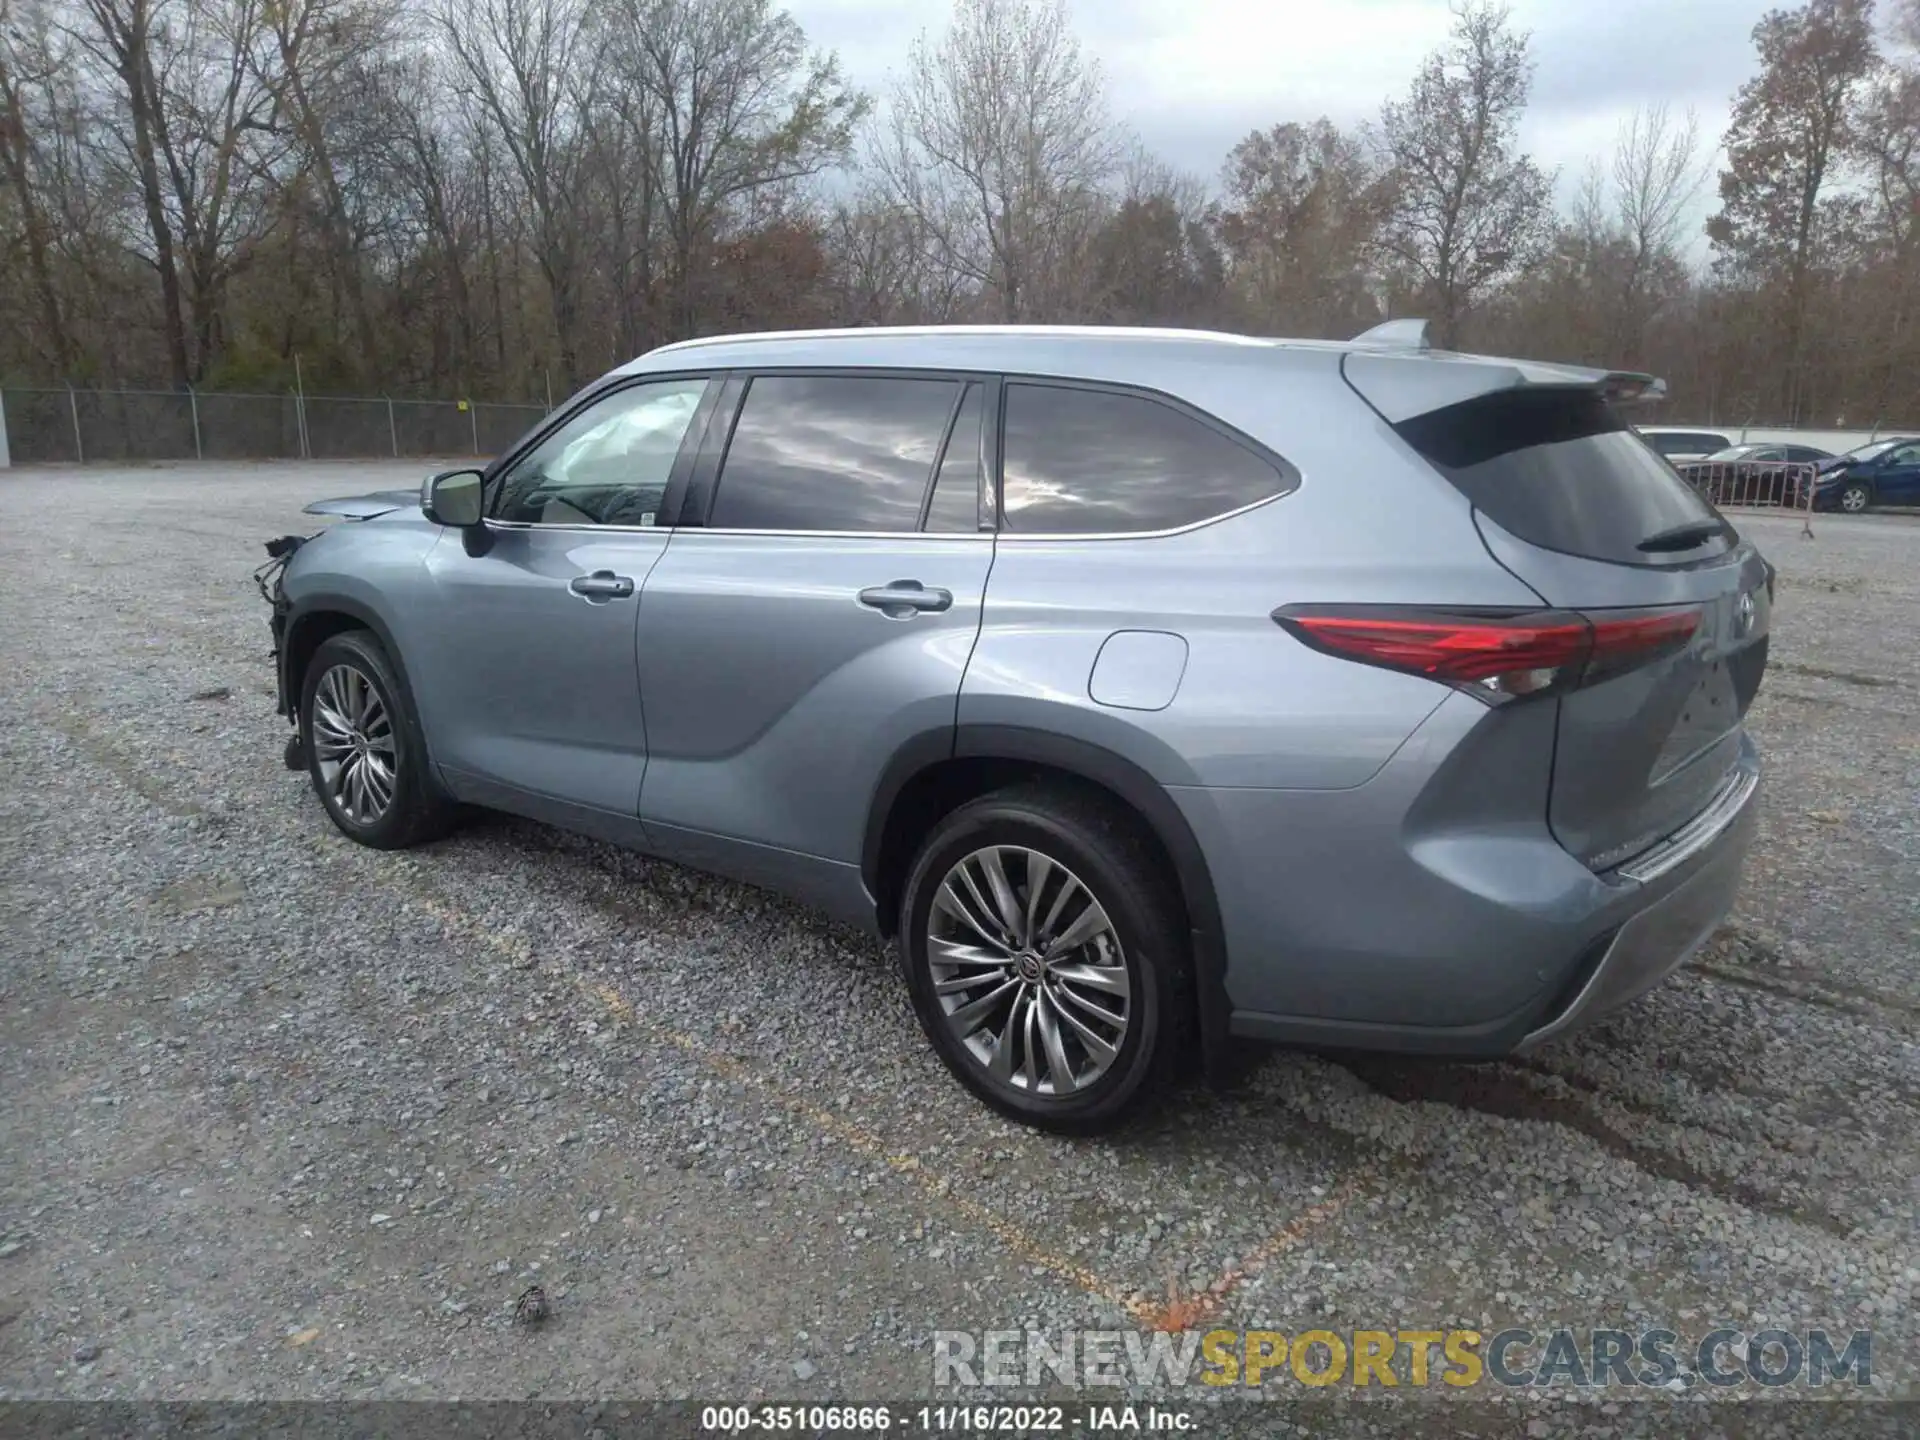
2,0,1918,426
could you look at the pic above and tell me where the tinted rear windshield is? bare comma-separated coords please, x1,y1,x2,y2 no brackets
1398,388,1728,566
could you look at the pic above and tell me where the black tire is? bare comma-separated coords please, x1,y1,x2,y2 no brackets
1839,481,1872,514
897,784,1190,1133
299,630,454,849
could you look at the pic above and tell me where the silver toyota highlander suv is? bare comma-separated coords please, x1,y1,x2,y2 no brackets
262,323,1768,1132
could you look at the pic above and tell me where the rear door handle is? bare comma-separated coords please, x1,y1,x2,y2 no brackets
857,580,953,617
569,570,635,601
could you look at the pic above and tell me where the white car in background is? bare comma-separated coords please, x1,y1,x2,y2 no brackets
1637,427,1734,463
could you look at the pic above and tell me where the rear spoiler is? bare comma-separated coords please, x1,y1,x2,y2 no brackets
1344,319,1669,420
1599,373,1666,406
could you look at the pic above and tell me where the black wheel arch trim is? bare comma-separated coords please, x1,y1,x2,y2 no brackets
864,723,1233,1084
282,595,455,804
281,597,418,733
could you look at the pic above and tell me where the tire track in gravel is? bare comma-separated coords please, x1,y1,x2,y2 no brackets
30,685,1902,1332
1342,1058,1856,1240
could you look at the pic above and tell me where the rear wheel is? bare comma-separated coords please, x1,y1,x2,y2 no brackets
898,785,1188,1132
1839,481,1872,513
300,630,453,849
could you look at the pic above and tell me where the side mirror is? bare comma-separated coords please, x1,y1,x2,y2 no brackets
422,468,484,528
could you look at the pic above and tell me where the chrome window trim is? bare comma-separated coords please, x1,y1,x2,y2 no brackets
479,518,995,541
483,519,676,535
475,360,1304,541
991,488,1293,542
476,490,1290,542
676,529,995,542
675,365,1299,540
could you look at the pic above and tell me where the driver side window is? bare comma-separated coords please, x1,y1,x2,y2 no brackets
492,377,709,526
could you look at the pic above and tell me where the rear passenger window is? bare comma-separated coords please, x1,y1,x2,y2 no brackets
923,384,983,532
710,375,960,532
1001,383,1291,534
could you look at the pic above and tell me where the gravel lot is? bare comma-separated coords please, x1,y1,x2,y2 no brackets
0,462,1915,1430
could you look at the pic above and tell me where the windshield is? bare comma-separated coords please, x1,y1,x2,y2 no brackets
1704,445,1761,461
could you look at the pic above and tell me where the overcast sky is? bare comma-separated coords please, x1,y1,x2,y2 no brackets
788,0,1771,239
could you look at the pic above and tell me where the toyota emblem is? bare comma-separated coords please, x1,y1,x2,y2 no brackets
1737,591,1756,636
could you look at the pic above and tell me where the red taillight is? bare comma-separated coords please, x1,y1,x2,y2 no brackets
1274,606,1700,701
1582,609,1703,684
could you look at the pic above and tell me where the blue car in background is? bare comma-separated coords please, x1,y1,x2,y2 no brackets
1809,437,1920,512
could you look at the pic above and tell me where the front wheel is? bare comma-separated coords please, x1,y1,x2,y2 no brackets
300,630,453,849
897,785,1190,1132
1839,481,1872,514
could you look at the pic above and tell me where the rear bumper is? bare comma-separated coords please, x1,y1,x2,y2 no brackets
1515,759,1757,1050
1178,695,1761,1056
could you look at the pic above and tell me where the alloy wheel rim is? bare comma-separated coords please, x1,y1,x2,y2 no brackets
926,845,1130,1096
311,663,398,825
1843,487,1867,511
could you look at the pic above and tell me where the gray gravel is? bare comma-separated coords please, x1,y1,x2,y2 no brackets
0,464,1914,1428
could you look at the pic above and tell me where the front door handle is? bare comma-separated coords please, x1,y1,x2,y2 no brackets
857,580,953,618
569,570,636,602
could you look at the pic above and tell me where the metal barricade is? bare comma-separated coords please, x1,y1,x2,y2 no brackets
1677,460,1817,537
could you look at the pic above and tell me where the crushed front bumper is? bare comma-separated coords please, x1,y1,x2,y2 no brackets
256,535,306,722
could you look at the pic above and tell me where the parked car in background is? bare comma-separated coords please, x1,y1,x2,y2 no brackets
261,323,1767,1131
1638,427,1733,462
1807,437,1920,512
1675,443,1833,507
1705,442,1833,465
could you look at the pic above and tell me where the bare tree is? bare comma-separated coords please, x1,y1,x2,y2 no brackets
436,0,596,388
1610,103,1706,359
880,0,1119,321
825,185,966,325
381,50,481,382
1215,118,1390,338
609,0,863,342
579,42,662,360
1709,0,1877,421
1848,38,1920,416
0,0,75,369
1082,147,1223,326
74,0,189,384
75,0,290,383
1893,0,1920,49
7,0,1920,434
258,0,398,377
1375,0,1552,348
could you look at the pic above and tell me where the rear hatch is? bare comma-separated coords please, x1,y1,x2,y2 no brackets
1346,358,1769,872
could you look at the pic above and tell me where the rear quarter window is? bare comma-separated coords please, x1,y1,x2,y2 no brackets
1000,382,1294,534
1399,389,1729,567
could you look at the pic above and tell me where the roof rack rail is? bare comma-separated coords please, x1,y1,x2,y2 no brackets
1351,318,1431,350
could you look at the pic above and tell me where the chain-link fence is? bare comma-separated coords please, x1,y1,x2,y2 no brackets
0,386,552,465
